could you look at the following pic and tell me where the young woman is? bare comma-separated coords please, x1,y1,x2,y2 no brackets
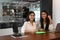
21,11,36,33
37,10,53,31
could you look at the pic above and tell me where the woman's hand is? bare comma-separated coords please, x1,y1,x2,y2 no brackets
48,15,51,20
48,15,53,24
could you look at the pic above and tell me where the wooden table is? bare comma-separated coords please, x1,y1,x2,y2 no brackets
0,32,60,40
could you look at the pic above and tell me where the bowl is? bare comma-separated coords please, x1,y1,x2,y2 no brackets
36,31,46,34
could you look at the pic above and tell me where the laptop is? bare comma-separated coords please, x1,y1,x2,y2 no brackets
55,23,60,32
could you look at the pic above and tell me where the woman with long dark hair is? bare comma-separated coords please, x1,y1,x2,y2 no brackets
21,11,36,33
37,10,53,31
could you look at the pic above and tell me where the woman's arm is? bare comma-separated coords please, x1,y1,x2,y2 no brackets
48,15,54,32
37,21,41,28
49,24,53,32
48,15,53,24
21,22,27,33
21,26,25,33
36,21,44,31
21,22,33,33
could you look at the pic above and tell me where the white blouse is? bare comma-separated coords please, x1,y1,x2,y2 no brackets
21,21,36,33
37,22,53,31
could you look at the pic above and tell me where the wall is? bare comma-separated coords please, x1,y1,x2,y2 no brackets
53,0,60,28
40,0,59,28
40,0,60,28
40,0,52,17
0,0,12,2
0,0,12,21
0,0,59,28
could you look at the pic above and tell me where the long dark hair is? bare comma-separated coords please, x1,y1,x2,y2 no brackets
40,10,50,31
26,11,35,22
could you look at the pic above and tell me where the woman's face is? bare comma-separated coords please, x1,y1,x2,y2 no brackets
42,12,47,19
29,13,35,21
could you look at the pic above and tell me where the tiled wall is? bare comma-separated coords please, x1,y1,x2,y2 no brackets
0,0,12,21
0,0,24,28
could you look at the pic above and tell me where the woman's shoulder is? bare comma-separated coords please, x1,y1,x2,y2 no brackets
23,21,28,25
